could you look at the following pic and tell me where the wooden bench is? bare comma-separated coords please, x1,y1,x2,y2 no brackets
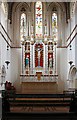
2,112,77,120
63,90,75,94
8,93,74,99
2,92,75,112
6,93,74,109
2,92,77,120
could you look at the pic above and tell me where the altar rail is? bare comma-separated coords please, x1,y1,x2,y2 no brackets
20,74,58,82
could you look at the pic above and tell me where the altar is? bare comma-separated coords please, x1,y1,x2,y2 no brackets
21,82,58,94
20,74,58,94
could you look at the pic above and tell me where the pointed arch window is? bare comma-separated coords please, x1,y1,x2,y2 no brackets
20,13,26,42
52,12,58,42
35,1,42,38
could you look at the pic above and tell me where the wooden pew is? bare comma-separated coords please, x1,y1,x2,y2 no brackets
6,93,74,111
8,93,74,99
9,99,71,107
2,91,74,108
3,112,77,120
2,93,77,120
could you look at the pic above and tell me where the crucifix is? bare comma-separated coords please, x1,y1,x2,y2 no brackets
38,48,41,66
36,47,42,67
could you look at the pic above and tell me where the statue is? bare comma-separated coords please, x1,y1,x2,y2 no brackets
49,55,52,68
1,65,6,77
1,65,6,87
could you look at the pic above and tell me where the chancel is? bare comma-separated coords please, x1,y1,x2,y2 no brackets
0,1,77,120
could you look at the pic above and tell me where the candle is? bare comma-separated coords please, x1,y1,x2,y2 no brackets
28,21,29,36
45,26,47,34
31,26,33,34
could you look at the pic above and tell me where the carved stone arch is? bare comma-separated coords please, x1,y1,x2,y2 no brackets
75,2,77,14
47,2,66,21
47,2,66,12
11,2,31,45
12,2,31,13
47,2,66,46
69,65,77,79
68,65,77,88
8,2,31,24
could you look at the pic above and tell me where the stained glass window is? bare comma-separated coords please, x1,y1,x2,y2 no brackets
20,13,26,42
35,1,42,38
52,13,58,41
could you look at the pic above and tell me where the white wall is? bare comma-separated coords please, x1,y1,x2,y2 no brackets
10,48,22,92
0,2,9,90
57,2,77,91
57,48,67,92
66,2,76,89
0,2,22,92
75,3,77,88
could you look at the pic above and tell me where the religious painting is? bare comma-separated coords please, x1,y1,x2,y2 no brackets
25,42,30,69
35,43,43,67
25,54,30,68
48,42,53,69
48,53,53,68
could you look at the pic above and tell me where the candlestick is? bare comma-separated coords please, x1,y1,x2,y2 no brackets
31,26,33,34
28,21,29,36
